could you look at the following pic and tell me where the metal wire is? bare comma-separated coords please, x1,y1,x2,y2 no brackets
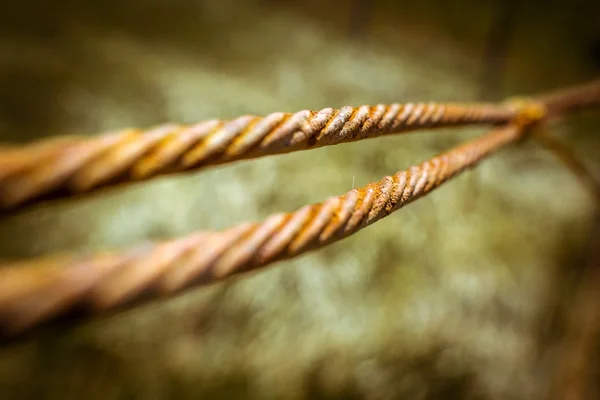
535,78,600,116
0,79,599,338
0,123,525,336
0,102,516,209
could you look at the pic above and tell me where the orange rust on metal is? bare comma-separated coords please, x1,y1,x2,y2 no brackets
0,102,516,209
504,97,547,129
535,78,600,116
0,124,525,336
0,79,599,338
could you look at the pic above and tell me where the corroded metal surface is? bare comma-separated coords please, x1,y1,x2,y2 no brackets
0,124,525,336
536,78,600,116
0,79,599,338
0,102,516,209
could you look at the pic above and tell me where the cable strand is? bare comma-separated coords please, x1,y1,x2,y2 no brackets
1,79,600,338
0,123,524,336
0,102,515,209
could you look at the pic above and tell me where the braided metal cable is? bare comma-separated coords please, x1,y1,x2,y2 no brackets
0,102,516,209
0,123,525,336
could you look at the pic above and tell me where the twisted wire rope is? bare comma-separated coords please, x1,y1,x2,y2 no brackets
0,79,599,337
0,102,516,209
0,123,524,336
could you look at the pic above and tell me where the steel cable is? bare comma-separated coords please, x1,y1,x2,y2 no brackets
0,123,525,336
0,102,516,209
535,78,600,116
0,79,599,338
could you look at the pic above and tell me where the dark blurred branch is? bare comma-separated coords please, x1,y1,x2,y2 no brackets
479,0,519,100
348,0,374,44
550,212,600,400
532,128,600,207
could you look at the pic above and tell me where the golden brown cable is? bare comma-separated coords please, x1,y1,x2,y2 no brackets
0,123,525,337
1,79,600,338
0,102,516,209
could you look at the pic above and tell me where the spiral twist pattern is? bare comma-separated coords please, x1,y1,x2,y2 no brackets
0,102,514,209
1,79,599,338
0,124,523,335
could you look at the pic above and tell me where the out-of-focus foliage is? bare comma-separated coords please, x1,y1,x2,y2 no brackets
0,1,599,399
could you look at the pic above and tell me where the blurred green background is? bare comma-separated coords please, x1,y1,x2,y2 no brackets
0,0,599,399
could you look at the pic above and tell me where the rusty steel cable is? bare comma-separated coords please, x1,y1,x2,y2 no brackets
0,123,528,337
0,102,517,209
0,79,599,338
535,78,600,116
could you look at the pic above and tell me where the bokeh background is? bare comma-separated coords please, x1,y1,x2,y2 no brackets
0,0,599,399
